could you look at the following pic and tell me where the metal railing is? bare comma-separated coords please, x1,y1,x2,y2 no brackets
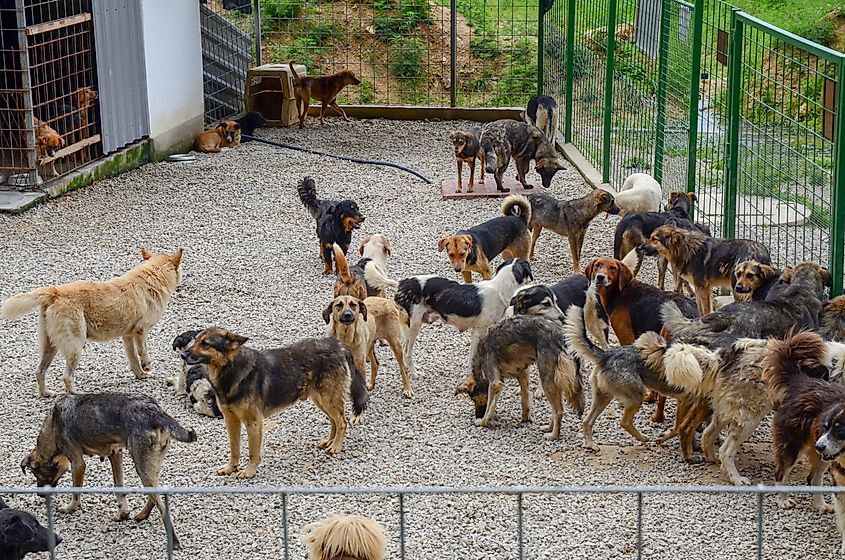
541,0,845,294
3,483,845,558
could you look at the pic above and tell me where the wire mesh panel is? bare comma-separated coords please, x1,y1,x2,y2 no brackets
0,2,35,188
201,1,253,124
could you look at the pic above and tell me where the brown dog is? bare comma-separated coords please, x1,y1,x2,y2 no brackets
194,121,241,153
289,62,360,128
34,118,64,178
732,259,778,301
449,127,485,193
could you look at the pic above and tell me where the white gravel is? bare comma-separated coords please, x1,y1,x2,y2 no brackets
0,118,837,559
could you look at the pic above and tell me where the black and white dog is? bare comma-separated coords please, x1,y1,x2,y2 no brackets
395,259,534,376
168,330,222,418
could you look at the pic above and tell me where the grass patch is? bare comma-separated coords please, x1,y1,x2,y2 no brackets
389,37,427,81
358,79,376,103
261,0,304,30
729,0,840,46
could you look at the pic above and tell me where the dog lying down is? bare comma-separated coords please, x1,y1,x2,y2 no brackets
169,329,222,418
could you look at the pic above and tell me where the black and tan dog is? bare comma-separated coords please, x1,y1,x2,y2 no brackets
527,189,620,273
438,194,531,282
298,177,365,274
234,111,268,142
480,119,566,192
640,225,771,314
450,127,485,193
0,498,62,560
194,120,241,153
456,314,584,440
613,192,710,290
731,259,780,301
181,327,368,478
21,393,196,549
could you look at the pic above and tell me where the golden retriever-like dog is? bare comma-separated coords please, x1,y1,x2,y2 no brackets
194,121,241,153
323,295,412,397
1,248,183,396
302,514,387,560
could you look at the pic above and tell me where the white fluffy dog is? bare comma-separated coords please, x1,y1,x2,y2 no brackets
612,173,662,215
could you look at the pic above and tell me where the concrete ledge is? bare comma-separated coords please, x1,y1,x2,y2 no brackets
559,141,610,192
307,105,522,122
0,190,47,214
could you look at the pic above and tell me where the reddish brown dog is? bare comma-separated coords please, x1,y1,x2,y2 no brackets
289,62,360,128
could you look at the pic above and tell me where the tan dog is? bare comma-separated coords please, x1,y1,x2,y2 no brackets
302,514,387,560
1,248,183,396
323,295,412,397
34,118,65,178
333,234,398,299
289,61,360,128
194,121,241,153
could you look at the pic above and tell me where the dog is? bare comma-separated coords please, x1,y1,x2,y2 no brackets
527,189,620,273
168,329,222,418
1,248,183,397
395,259,534,379
333,235,398,299
480,119,566,192
640,225,771,314
613,192,708,290
731,259,780,301
584,22,636,52
450,127,485,193
613,173,662,215
234,111,268,141
564,305,681,452
456,314,584,440
180,327,368,478
194,120,241,153
521,95,558,144
0,498,62,560
763,332,845,543
820,295,845,342
323,295,412,397
437,194,531,282
660,262,831,341
289,61,360,128
297,177,365,274
301,514,387,560
34,117,64,178
584,257,698,422
21,393,196,549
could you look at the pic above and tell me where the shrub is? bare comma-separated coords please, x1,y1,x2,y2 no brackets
389,37,427,81
358,80,376,103
261,0,304,27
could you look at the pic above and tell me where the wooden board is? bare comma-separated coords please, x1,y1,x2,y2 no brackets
441,177,539,199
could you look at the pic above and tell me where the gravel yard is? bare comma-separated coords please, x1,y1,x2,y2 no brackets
0,118,836,559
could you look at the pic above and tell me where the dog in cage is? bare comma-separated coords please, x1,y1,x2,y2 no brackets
34,118,64,178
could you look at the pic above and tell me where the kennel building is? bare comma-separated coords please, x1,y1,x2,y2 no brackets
0,0,204,191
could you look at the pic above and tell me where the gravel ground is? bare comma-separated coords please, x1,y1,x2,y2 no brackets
0,118,837,559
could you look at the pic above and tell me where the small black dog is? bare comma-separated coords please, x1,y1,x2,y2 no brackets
235,111,268,142
169,329,222,418
0,497,62,559
297,177,365,274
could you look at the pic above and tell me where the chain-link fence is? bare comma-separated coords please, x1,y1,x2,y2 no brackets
542,0,845,293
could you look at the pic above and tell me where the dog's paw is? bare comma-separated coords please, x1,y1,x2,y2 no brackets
236,467,257,479
352,414,365,425
543,432,560,441
58,504,78,514
814,499,834,513
730,475,752,486
133,509,151,522
113,509,130,522
584,443,600,453
685,455,707,465
39,388,57,398
778,497,797,510
216,463,239,476
540,424,552,433
402,387,414,398
474,418,491,428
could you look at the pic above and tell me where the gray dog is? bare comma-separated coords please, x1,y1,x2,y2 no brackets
21,393,196,550
480,119,566,192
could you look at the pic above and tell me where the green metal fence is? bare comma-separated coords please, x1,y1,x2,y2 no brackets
542,0,845,294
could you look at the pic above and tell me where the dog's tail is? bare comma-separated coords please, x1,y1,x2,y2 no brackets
1,287,55,320
288,61,303,86
363,263,399,292
333,243,353,282
564,305,605,365
297,176,320,219
501,194,531,224
621,248,640,275
583,284,610,349
763,331,828,398
662,343,715,395
660,301,699,339
556,352,585,417
302,514,387,560
161,414,198,443
346,351,369,420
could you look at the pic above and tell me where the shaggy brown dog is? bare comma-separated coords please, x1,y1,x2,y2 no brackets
194,121,241,153
289,62,360,128
1,248,183,396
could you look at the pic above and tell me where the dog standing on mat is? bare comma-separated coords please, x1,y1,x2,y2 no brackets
21,393,196,549
521,95,558,144
289,62,360,128
449,127,485,193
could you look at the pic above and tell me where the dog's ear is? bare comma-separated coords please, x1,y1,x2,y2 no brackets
455,377,476,396
381,236,392,256
584,259,597,281
358,300,368,322
140,247,151,260
758,263,777,280
3,514,35,544
686,192,697,202
171,248,183,267
358,235,371,256
21,453,38,474
232,122,241,131
821,267,833,287
436,237,449,252
225,332,248,349
322,302,333,324
618,262,634,291
325,204,336,215
779,267,794,284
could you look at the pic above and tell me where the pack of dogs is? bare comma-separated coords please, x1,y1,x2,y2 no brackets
6,85,845,557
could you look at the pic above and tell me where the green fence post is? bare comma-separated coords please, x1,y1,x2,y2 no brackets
685,0,705,205
538,0,545,96
564,0,575,143
831,59,845,296
602,0,618,185
722,8,742,240
653,0,672,184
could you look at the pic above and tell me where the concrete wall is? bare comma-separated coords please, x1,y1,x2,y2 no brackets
140,0,205,156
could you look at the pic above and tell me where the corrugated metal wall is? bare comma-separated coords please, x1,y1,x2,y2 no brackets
92,0,150,153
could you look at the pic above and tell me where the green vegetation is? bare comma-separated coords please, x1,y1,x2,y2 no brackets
389,37,427,81
358,80,376,103
728,0,840,46
261,0,304,30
